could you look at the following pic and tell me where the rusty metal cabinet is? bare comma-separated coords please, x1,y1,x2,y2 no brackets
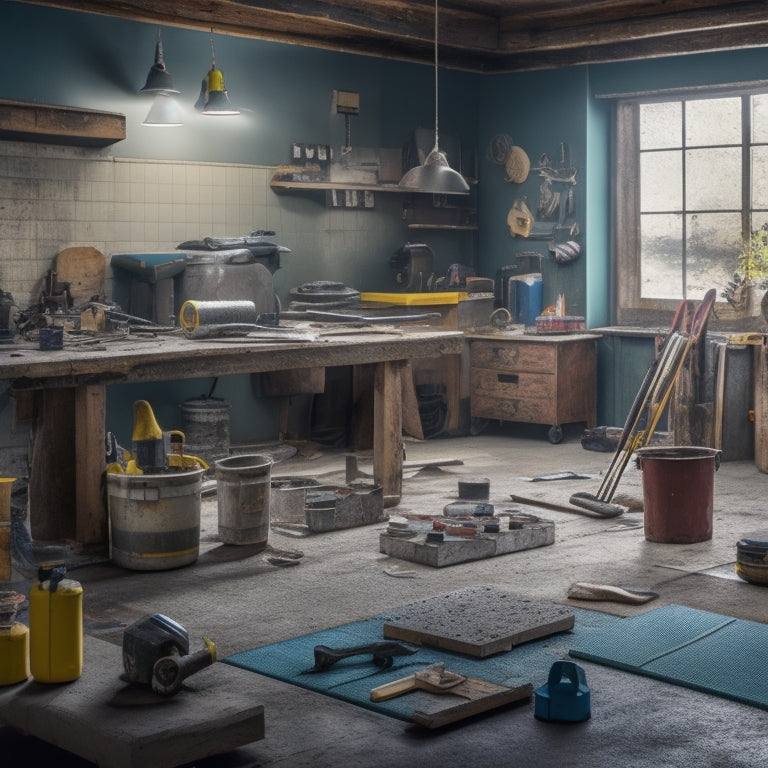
467,332,600,442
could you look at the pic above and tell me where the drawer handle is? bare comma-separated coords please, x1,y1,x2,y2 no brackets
497,373,519,384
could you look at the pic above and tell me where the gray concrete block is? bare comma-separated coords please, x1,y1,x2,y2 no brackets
383,585,575,657
0,635,265,768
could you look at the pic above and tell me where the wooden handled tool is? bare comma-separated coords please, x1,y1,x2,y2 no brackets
370,663,533,729
370,664,467,701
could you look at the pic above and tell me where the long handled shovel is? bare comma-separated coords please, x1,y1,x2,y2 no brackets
570,289,716,517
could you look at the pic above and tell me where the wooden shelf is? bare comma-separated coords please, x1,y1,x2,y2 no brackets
272,178,440,194
407,224,478,230
271,170,477,230
0,100,126,147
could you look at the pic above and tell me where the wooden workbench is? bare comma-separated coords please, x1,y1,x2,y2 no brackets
0,325,463,550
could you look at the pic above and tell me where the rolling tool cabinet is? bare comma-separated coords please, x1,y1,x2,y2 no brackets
466,332,600,443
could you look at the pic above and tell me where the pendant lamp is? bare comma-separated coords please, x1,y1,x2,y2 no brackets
140,30,179,95
142,94,183,127
399,0,470,195
140,30,182,127
195,33,240,116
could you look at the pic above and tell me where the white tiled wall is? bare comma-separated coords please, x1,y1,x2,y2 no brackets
0,141,279,308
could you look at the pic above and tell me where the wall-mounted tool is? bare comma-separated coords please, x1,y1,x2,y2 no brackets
333,90,359,155
390,243,435,291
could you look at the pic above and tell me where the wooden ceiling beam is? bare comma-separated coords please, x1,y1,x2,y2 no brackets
14,0,768,72
498,1,768,54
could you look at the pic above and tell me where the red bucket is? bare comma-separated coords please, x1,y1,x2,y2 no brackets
635,446,720,543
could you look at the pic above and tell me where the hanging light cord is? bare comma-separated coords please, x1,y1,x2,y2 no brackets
210,32,216,67
432,0,440,155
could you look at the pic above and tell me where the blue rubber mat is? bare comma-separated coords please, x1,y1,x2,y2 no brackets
224,608,615,722
569,604,768,710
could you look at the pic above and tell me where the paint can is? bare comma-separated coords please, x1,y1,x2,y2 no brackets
636,446,720,543
215,454,273,547
179,397,231,465
735,529,768,585
107,468,204,570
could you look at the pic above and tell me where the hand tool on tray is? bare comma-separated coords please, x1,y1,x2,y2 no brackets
303,640,421,673
570,288,716,517
370,662,533,729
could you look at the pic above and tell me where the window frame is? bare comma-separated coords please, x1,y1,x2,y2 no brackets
613,84,768,328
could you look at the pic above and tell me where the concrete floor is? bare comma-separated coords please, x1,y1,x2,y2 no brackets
2,422,768,767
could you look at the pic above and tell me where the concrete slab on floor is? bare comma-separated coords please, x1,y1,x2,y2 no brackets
0,635,265,768
382,585,574,656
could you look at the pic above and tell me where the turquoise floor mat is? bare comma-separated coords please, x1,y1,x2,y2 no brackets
569,604,768,710
224,607,615,723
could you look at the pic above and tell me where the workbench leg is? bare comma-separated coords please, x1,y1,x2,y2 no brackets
29,389,77,541
373,360,404,508
75,384,107,547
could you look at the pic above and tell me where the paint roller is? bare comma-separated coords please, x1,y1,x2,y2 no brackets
179,300,260,338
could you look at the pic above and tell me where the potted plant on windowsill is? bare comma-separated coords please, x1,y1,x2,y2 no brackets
722,224,768,321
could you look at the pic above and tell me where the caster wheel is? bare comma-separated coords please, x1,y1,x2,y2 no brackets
470,418,490,436
548,425,563,444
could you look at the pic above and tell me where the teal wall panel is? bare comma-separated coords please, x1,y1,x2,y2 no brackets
6,1,768,441
476,67,589,315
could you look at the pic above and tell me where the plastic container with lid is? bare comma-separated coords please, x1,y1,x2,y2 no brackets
29,562,83,683
0,591,29,686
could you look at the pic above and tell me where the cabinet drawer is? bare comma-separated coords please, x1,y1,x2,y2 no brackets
471,367,555,401
471,342,555,373
471,393,555,424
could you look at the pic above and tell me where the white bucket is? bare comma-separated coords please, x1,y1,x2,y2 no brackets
107,469,204,570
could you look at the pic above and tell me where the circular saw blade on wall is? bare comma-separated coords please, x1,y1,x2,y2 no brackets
487,133,514,165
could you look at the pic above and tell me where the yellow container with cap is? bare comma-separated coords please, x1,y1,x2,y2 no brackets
29,562,83,683
0,591,29,686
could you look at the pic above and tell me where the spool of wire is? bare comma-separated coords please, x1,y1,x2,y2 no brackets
179,300,259,338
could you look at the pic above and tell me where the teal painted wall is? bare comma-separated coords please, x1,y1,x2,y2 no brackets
476,67,589,316
3,2,479,168
6,2,768,438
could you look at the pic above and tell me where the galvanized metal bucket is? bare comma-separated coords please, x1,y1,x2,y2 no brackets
215,454,272,547
107,468,204,570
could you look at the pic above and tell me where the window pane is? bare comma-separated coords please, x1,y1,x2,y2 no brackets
686,212,741,299
686,147,741,210
640,102,681,149
641,151,682,211
641,213,683,298
685,98,741,146
751,93,768,143
751,145,768,208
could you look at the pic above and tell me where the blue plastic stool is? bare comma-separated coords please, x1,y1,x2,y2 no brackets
534,661,591,722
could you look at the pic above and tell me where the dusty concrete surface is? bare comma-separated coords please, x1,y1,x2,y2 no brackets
2,423,768,766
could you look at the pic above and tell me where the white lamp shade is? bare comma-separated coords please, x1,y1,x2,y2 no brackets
142,94,183,127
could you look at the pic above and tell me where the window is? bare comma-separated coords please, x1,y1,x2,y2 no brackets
614,88,768,326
